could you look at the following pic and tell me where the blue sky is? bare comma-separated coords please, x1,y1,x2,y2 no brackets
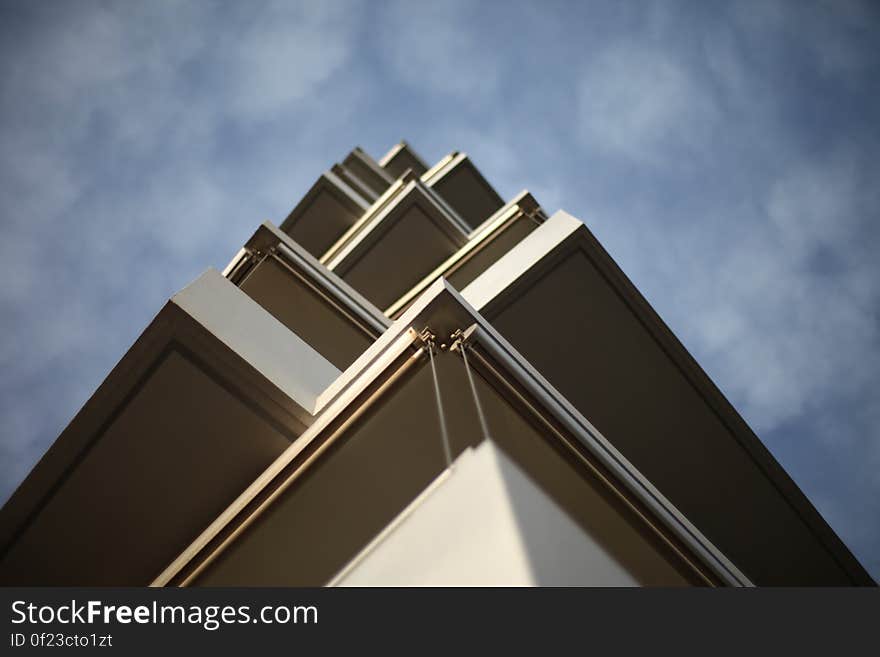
1,0,878,580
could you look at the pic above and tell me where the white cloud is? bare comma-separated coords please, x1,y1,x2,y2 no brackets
766,148,868,256
376,0,502,101
224,1,359,119
576,42,717,165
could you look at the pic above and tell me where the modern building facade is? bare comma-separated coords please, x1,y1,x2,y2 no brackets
0,142,873,586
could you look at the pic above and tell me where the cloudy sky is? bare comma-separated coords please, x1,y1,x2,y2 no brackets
1,0,878,579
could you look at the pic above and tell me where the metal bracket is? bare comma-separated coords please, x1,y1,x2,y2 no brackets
418,327,437,352
246,246,267,260
448,328,465,353
448,325,479,353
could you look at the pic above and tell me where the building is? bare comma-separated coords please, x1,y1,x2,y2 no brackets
0,142,873,586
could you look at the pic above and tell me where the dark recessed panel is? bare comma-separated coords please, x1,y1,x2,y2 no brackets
432,164,504,230
283,189,362,258
339,206,460,310
240,257,373,370
383,148,428,179
343,152,391,198
0,351,290,585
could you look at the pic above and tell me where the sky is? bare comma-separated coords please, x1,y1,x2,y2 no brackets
0,0,878,580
